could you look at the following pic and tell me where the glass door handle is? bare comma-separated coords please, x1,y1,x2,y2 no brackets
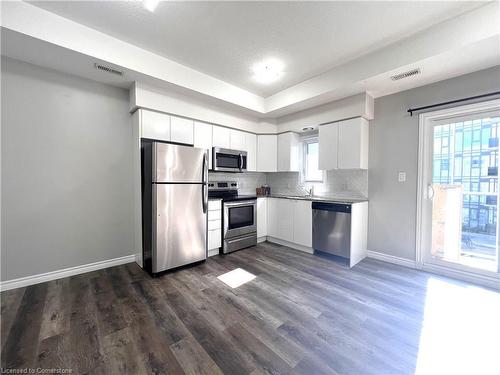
427,184,435,200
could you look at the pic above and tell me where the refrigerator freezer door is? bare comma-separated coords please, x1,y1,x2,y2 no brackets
154,142,206,183
154,183,207,272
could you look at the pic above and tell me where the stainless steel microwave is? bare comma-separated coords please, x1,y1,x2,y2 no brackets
212,147,247,172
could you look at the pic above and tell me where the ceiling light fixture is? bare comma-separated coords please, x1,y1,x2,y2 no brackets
252,58,284,84
143,0,160,12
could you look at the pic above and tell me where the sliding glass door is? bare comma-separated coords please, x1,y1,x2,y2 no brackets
418,100,500,280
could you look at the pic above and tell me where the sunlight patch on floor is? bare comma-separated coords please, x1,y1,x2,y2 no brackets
415,278,500,375
217,268,256,288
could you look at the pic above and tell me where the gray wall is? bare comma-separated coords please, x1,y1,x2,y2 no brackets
1,57,133,281
368,65,500,261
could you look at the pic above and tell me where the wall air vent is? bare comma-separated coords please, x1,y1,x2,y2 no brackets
94,63,124,76
390,68,420,81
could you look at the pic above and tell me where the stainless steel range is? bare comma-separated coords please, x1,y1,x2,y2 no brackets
208,181,257,254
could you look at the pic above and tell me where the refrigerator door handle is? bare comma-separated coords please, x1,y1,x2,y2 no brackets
202,152,208,213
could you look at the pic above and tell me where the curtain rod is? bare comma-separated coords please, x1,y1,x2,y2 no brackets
407,91,500,116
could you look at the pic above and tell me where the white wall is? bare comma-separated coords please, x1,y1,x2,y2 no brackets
1,57,134,281
276,93,374,132
368,64,500,261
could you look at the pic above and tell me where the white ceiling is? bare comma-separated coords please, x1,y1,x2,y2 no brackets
28,0,486,97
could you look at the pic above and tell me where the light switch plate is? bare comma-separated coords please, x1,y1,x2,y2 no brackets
398,171,407,182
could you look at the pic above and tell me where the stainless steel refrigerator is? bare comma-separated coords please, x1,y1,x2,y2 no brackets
141,140,208,275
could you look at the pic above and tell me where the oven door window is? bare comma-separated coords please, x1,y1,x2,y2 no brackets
216,153,240,169
228,205,254,229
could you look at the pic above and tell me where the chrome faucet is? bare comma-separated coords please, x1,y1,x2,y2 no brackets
300,185,314,197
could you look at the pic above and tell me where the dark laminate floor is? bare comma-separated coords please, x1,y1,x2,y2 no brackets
2,242,499,374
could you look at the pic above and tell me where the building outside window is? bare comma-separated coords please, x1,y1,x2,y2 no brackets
302,138,323,182
433,116,500,262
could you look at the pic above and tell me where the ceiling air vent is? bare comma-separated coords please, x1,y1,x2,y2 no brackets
390,68,420,81
94,63,124,76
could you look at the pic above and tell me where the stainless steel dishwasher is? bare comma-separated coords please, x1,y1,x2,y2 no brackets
312,202,351,258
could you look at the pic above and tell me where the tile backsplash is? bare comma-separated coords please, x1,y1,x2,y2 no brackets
265,170,368,199
208,172,267,195
209,170,367,199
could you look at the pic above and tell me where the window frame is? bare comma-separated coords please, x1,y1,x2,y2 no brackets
302,136,324,183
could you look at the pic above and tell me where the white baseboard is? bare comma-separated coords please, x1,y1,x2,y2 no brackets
0,254,135,292
420,263,500,290
266,237,314,254
257,236,267,244
366,251,499,290
366,250,417,268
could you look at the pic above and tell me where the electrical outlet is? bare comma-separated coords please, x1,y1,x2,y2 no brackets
398,171,407,182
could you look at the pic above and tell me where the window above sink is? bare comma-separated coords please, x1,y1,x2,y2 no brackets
302,136,324,183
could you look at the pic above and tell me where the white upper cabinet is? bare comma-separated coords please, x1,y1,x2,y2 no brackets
141,109,170,141
266,197,313,250
318,121,338,170
319,117,368,170
193,121,212,150
293,200,312,247
193,121,213,168
257,135,278,172
230,129,246,151
245,132,257,171
170,116,194,145
212,126,231,148
338,117,369,169
278,132,301,172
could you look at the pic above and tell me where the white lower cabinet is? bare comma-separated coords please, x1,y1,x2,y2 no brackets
208,229,221,251
267,198,294,243
257,197,268,238
277,199,294,242
265,197,312,250
267,198,278,238
293,200,312,247
208,200,222,255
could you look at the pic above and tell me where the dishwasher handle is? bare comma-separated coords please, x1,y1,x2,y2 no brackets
311,201,351,213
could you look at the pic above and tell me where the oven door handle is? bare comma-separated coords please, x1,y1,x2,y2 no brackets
224,200,256,208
